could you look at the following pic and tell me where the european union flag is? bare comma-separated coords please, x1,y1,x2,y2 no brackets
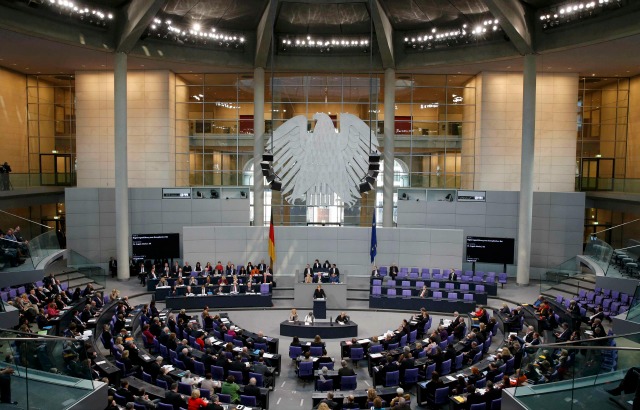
370,212,377,264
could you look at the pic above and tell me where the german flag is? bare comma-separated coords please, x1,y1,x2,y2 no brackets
268,209,276,270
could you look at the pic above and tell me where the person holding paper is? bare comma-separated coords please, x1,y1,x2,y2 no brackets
304,312,315,323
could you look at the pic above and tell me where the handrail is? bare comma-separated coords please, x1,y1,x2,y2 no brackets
524,330,640,349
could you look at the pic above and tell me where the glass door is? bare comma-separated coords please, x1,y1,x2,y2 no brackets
580,158,614,191
39,153,75,186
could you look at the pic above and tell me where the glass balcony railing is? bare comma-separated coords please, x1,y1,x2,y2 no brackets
509,331,640,410
0,172,76,190
1,230,62,272
0,329,100,409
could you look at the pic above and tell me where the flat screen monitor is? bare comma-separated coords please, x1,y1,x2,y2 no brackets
466,236,515,265
132,233,180,260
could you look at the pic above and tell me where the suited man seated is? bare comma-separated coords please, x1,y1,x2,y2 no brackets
243,378,262,406
303,264,313,282
554,322,571,342
448,268,458,281
162,383,188,410
328,264,339,278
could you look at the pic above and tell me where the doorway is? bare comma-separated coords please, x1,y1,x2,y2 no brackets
580,157,614,191
39,154,75,186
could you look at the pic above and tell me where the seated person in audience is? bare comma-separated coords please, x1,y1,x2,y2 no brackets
288,308,298,322
329,272,339,283
304,272,313,283
476,323,489,344
312,259,322,272
473,305,489,324
526,332,542,346
450,375,467,395
175,277,185,287
217,275,228,286
199,284,208,295
424,371,444,401
587,305,605,325
229,277,240,294
448,268,458,281
242,377,262,406
554,322,571,342
221,375,241,403
237,265,246,276
388,263,399,280
499,302,511,315
322,260,331,270
185,286,195,297
342,395,359,409
523,325,535,343
389,387,411,408
368,335,380,351
162,382,188,409
338,359,356,377
533,295,545,308
335,312,350,324
156,277,168,288
463,341,480,364
452,317,466,341
371,265,381,277
467,366,482,385
214,261,224,273
303,264,313,279
465,384,486,408
486,362,501,382
311,335,324,347
484,381,502,405
397,319,410,337
187,276,197,286
317,349,333,366
459,332,478,352
419,285,429,298
250,265,260,277
318,392,338,410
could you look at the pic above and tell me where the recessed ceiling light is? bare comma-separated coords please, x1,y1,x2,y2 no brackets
591,73,596,76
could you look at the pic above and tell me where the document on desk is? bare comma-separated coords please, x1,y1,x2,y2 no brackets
96,360,106,365
263,353,274,359
446,375,457,382
357,339,371,344
370,353,383,359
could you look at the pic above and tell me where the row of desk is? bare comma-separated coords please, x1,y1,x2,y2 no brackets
279,320,358,339
154,283,272,301
374,288,488,304
369,295,476,313
371,277,498,296
147,277,272,293
164,294,272,310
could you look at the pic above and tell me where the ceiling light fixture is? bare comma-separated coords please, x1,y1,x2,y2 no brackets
146,15,246,50
278,34,370,54
539,0,625,30
403,16,503,51
31,0,115,27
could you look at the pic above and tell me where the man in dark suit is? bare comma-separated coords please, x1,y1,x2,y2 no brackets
555,323,571,342
313,260,322,272
147,356,163,381
303,264,313,280
448,269,458,281
338,360,356,377
371,266,380,277
257,259,267,273
243,377,262,405
463,342,480,365
389,263,399,280
252,357,274,388
162,383,187,410
116,380,135,403
329,264,339,278
319,392,338,410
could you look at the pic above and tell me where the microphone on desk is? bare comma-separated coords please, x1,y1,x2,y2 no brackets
330,316,333,326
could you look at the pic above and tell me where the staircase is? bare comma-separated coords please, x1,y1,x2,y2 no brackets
46,252,107,295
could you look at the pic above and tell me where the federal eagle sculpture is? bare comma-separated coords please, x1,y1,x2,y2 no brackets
267,113,379,207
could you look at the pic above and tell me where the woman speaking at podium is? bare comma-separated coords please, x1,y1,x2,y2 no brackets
313,285,326,299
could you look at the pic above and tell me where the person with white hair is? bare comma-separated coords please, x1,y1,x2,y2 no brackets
389,387,410,407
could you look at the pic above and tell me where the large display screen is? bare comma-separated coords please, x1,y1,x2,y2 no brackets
132,233,180,260
466,236,515,264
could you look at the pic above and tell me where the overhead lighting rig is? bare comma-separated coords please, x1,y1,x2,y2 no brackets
146,17,246,49
279,35,370,54
403,18,503,51
27,0,114,28
539,0,625,30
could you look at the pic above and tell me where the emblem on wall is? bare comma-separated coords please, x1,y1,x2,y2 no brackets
266,113,379,207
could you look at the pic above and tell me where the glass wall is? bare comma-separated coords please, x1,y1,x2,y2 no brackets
176,72,476,225
175,73,255,187
576,77,629,191
26,75,77,186
394,74,476,189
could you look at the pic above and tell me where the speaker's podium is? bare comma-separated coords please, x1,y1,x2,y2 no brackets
313,298,326,319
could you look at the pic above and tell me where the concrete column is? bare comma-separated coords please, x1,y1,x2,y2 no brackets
516,54,537,286
253,67,265,227
114,52,130,280
383,68,395,227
